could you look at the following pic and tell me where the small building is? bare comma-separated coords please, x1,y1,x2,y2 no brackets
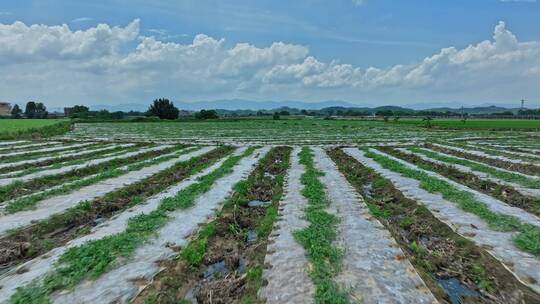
0,102,12,116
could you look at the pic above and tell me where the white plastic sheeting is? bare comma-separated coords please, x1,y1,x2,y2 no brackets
0,147,215,236
345,148,540,294
0,147,238,303
313,148,436,303
260,147,315,304
53,147,269,304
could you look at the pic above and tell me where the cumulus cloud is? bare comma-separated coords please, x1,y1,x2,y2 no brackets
0,19,539,105
0,19,139,62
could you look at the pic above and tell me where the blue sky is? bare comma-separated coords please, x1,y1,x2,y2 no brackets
1,0,539,108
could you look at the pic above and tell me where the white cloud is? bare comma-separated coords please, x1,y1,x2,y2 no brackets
0,19,539,106
71,17,93,23
0,19,139,62
352,0,366,6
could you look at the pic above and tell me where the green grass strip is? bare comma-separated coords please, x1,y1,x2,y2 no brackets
294,147,349,304
4,147,197,213
443,142,540,163
1,144,144,178
10,146,257,304
411,147,540,189
0,145,186,203
363,149,540,258
0,120,71,140
139,147,290,304
480,147,540,162
0,142,61,155
0,142,103,163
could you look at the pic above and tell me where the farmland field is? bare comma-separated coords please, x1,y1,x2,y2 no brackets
61,118,539,144
0,119,67,133
0,119,70,139
394,118,540,130
1,118,540,304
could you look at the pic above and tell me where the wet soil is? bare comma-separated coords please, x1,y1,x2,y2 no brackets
328,147,540,304
0,144,181,203
0,143,148,175
133,146,291,304
0,146,233,272
380,147,540,217
427,144,540,177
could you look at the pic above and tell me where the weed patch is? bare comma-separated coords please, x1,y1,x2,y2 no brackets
427,144,540,177
0,145,185,203
382,147,540,217
9,146,252,303
329,148,540,303
133,146,291,304
363,148,540,258
0,146,233,271
294,147,349,304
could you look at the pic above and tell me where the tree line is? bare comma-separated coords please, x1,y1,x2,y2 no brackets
65,98,219,121
10,102,48,119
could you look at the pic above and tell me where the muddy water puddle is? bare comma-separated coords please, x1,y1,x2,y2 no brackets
204,260,228,279
437,277,481,304
247,200,270,207
246,229,257,243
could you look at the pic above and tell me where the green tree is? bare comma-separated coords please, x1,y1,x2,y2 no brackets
273,112,280,120
147,98,179,120
35,102,48,119
195,109,219,119
376,110,393,122
67,105,90,118
11,104,22,118
111,111,124,119
25,101,37,118
423,116,433,128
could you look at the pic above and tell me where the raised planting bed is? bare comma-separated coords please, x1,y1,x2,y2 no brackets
0,146,233,273
329,147,540,303
134,146,291,304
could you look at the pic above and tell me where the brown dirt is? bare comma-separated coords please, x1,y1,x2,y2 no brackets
0,144,178,202
328,147,540,304
133,146,291,304
427,143,540,177
0,146,233,272
379,146,540,217
0,144,133,174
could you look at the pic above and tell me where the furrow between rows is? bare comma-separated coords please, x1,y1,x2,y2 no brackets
0,147,245,303
432,143,540,176
0,143,137,178
0,142,95,159
52,146,268,303
0,141,62,153
0,143,128,170
0,146,214,236
399,147,540,197
260,147,315,304
312,147,437,303
372,148,540,228
0,144,162,186
344,148,540,295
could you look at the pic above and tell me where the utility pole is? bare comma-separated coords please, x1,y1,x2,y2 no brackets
521,98,526,111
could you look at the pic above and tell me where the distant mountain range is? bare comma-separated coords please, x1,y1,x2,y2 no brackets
89,99,356,112
75,99,538,114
